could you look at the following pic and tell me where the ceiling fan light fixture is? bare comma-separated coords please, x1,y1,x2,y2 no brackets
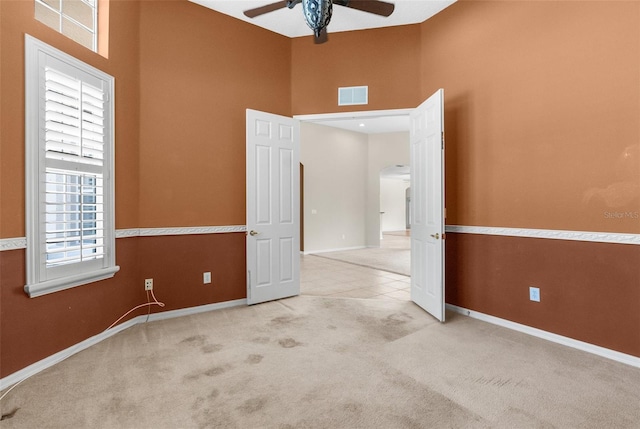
243,0,395,44
302,0,333,39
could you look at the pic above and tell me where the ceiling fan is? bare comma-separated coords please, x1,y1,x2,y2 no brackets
244,0,395,44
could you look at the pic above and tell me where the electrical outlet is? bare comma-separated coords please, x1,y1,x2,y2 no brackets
529,286,540,302
145,278,153,291
203,272,212,284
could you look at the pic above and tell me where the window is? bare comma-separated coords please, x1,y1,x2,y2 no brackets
35,0,98,52
25,35,118,298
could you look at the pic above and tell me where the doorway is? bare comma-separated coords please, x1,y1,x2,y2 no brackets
379,164,411,271
248,91,445,320
296,109,412,254
295,110,413,299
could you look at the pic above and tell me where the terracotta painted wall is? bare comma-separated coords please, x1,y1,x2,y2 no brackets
0,0,142,377
0,0,140,237
0,0,289,377
421,0,640,233
2,0,639,378
290,1,639,358
138,0,291,228
446,234,640,357
291,24,421,115
421,1,640,357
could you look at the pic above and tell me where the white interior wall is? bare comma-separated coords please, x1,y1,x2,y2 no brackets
380,178,410,232
301,123,409,252
300,122,368,253
366,132,410,247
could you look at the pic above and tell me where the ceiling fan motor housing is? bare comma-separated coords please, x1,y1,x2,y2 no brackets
303,0,333,37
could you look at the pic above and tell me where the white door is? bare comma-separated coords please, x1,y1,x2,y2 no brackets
410,89,445,321
246,109,300,305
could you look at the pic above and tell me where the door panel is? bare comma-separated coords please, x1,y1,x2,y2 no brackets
247,109,300,305
410,89,445,322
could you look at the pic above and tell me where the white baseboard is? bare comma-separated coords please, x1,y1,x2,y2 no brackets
146,298,247,322
0,298,247,391
446,304,640,369
303,246,366,255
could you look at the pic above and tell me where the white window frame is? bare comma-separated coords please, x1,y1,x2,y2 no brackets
24,35,118,298
35,0,98,52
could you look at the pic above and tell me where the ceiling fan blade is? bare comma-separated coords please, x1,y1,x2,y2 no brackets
314,27,329,44
334,0,395,17
243,1,288,18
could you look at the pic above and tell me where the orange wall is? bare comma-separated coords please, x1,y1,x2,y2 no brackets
289,1,639,359
423,1,640,359
0,0,142,377
1,0,639,378
137,1,291,228
0,0,140,238
0,0,288,377
291,24,421,115
421,0,640,233
446,234,640,357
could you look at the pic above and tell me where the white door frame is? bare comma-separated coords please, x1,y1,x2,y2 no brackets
295,108,413,122
295,108,413,250
295,107,445,322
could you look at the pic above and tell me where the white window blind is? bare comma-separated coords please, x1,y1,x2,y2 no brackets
44,67,106,267
25,35,118,298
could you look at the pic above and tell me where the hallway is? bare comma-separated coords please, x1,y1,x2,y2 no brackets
301,232,411,300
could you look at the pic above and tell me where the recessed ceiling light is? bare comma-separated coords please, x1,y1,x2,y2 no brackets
359,123,365,127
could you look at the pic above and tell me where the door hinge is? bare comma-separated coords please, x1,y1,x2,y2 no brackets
441,131,445,149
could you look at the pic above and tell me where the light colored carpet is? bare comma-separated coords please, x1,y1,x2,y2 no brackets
316,247,410,276
2,296,640,428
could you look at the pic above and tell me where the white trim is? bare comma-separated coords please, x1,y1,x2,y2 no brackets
114,228,139,238
303,246,367,255
445,225,640,246
1,226,248,252
0,238,27,251
116,226,247,238
4,224,638,252
0,314,138,392
0,298,247,390
295,108,413,122
24,35,117,296
138,225,247,236
446,304,640,369
146,298,246,321
24,266,120,298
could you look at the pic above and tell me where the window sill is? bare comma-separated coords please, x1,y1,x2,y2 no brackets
24,266,120,298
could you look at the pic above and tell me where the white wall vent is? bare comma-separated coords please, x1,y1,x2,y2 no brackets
338,86,368,106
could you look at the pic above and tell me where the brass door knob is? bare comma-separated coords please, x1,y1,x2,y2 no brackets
430,233,440,239
249,230,260,236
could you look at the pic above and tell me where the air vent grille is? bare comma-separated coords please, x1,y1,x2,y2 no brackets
338,86,368,106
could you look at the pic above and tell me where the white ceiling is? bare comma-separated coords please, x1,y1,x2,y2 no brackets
380,164,410,180
190,0,456,38
305,114,410,134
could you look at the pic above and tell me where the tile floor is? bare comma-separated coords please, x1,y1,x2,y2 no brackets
300,254,411,301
